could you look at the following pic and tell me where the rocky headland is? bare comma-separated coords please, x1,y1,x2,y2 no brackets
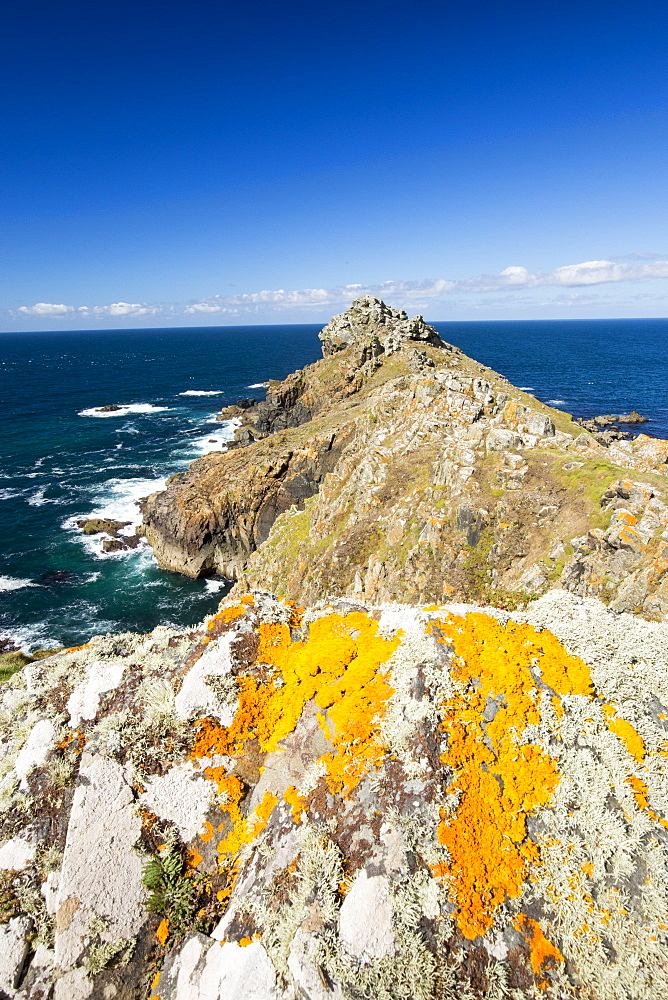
143,297,668,619
2,298,668,1000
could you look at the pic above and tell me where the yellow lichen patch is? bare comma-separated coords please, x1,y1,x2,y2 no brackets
428,613,592,940
199,820,214,844
603,706,645,761
626,775,668,829
207,596,255,629
156,918,170,946
187,847,203,869
284,785,307,823
248,791,278,838
193,610,400,795
207,768,278,859
514,915,564,976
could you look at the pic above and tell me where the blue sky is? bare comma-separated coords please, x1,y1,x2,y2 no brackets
2,0,667,329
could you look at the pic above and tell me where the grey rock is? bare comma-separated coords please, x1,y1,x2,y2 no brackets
338,870,395,962
13,718,57,790
0,836,35,871
54,754,145,974
318,296,444,358
0,916,32,996
160,934,286,1000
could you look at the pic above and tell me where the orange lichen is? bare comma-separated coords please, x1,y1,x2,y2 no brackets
603,706,645,761
208,772,278,859
206,596,255,630
249,791,279,837
514,915,564,976
626,775,668,829
193,610,400,795
338,875,353,895
156,918,170,946
429,613,593,939
199,820,214,844
284,785,307,823
187,847,203,869
57,730,86,753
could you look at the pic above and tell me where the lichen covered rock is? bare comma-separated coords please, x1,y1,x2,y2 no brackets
1,589,667,998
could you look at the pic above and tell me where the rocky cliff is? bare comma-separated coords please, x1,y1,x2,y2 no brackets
142,297,668,618
4,298,668,999
2,588,668,999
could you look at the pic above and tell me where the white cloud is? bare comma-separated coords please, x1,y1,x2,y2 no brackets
184,278,457,316
103,302,163,317
460,258,668,292
182,260,668,317
13,301,165,320
10,256,668,325
185,287,334,314
16,302,74,316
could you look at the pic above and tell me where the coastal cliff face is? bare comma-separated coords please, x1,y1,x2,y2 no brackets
142,297,668,618
2,588,668,999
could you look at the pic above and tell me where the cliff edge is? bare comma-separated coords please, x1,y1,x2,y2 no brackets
142,297,668,618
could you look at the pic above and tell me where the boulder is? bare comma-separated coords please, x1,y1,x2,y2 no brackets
0,916,32,995
77,518,131,536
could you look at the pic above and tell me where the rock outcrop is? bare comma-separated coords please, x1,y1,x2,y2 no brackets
142,297,668,619
318,295,443,358
2,588,668,999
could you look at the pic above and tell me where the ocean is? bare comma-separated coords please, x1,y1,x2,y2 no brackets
1,317,667,651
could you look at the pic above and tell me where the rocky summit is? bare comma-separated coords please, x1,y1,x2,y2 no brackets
2,298,668,1000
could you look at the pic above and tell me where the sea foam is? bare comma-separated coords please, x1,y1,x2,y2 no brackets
0,575,38,592
187,418,240,456
178,390,222,396
78,403,170,418
64,476,167,559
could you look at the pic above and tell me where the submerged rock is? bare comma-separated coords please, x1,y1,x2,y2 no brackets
38,571,77,586
0,589,667,998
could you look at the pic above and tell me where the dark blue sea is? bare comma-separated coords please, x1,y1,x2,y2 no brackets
1,317,667,650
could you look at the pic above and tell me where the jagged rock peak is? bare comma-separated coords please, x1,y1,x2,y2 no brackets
318,295,445,358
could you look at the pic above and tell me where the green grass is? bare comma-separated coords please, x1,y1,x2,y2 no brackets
0,647,61,684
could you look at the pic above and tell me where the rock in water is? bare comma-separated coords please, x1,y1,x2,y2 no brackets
618,410,648,423
76,517,131,536
1,589,667,998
